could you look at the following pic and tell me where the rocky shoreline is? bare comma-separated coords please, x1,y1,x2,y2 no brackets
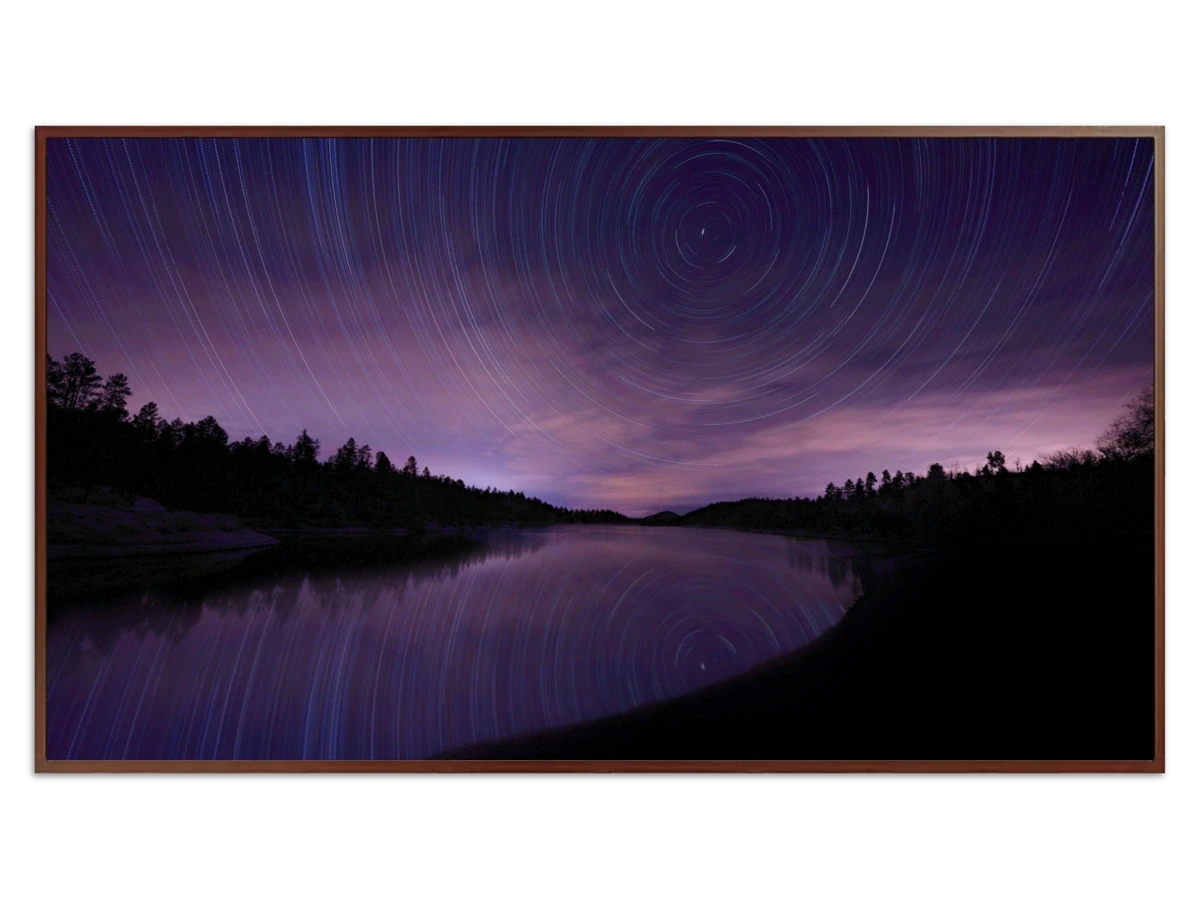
45,495,523,559
48,498,279,560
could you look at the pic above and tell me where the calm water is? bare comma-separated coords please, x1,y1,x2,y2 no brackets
47,526,870,759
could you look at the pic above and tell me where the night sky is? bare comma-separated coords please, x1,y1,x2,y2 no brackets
47,137,1155,516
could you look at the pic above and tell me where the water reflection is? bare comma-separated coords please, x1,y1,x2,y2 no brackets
47,526,868,760
786,541,876,593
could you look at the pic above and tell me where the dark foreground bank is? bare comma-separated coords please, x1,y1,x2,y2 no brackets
440,541,1155,760
47,524,488,605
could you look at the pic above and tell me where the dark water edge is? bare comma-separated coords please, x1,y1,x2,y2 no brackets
48,526,873,759
47,529,487,609
440,541,1156,761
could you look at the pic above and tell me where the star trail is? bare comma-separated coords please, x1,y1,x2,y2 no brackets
47,528,861,760
47,137,1155,516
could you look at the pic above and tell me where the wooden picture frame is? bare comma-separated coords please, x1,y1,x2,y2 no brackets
35,124,1161,772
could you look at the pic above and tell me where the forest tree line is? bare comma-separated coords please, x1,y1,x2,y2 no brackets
47,351,1154,545
46,353,627,528
654,386,1156,548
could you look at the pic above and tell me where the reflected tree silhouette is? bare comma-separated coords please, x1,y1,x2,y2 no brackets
785,541,879,596
47,527,864,760
50,526,556,653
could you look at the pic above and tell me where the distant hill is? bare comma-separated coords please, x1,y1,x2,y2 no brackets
638,510,681,525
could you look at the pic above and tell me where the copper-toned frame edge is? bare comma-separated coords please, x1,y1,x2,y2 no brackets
34,128,48,773
1153,127,1165,772
34,759,1163,773
33,125,1159,139
33,125,1166,773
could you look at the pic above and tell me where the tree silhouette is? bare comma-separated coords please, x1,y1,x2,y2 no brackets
46,355,65,407
160,417,183,448
42,350,1152,541
333,438,360,473
99,373,132,418
182,416,228,453
131,402,161,437
52,352,103,411
1044,446,1098,470
375,451,394,475
45,354,626,528
291,429,321,470
355,443,373,472
1099,385,1154,461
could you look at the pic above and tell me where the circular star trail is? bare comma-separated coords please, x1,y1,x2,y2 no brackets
47,136,1155,514
46,527,862,760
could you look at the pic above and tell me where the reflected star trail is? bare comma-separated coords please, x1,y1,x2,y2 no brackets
46,528,862,760
47,137,1154,515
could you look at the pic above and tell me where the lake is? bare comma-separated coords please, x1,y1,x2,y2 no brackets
46,525,873,760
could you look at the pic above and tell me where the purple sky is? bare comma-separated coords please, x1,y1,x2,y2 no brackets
47,137,1154,516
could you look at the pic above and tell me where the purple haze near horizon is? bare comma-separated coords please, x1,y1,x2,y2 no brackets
46,137,1154,517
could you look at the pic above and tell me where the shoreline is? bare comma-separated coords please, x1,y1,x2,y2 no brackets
439,539,1156,761
47,518,517,601
45,515,1155,761
436,551,914,760
48,532,279,561
650,519,1137,555
675,523,931,552
47,499,280,561
47,496,572,565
